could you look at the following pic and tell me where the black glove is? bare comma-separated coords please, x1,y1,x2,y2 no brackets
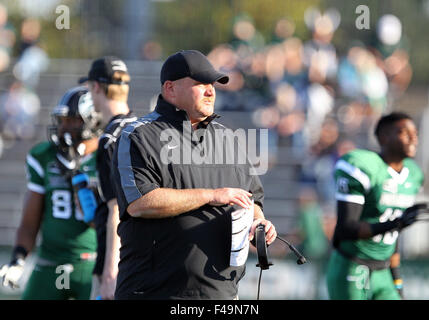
397,203,429,230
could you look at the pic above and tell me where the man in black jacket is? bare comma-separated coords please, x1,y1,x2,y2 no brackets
112,50,276,300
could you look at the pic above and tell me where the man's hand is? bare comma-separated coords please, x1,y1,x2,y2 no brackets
0,259,25,289
100,273,117,300
397,202,429,230
209,188,253,209
249,218,277,245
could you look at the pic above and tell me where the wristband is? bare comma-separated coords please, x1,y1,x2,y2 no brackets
391,266,403,289
11,245,28,264
393,278,403,289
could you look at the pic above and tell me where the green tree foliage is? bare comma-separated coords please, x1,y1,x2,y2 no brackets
152,0,320,55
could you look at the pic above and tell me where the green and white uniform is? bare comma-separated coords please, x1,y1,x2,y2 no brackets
22,141,98,300
326,149,424,299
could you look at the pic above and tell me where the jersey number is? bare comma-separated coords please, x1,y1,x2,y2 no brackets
372,208,401,245
51,190,84,221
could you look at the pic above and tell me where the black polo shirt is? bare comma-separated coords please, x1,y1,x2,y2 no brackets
112,95,264,299
93,111,137,275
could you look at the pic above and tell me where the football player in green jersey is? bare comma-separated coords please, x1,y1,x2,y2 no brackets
0,86,103,299
326,112,429,300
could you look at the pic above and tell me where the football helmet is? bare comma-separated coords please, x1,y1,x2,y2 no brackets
48,86,102,172
49,86,102,145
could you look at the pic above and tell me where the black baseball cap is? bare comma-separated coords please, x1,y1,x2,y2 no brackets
160,50,229,85
79,56,130,85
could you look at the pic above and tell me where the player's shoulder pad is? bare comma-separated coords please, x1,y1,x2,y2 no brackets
28,141,54,158
101,116,139,149
335,149,383,190
338,149,383,171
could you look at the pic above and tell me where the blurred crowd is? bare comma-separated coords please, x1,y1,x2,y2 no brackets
0,3,49,156
208,8,413,259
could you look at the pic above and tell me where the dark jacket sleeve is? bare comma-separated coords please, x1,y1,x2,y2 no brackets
249,174,264,211
97,137,117,202
112,130,162,219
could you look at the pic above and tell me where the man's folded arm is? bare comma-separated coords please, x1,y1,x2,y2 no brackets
127,187,253,218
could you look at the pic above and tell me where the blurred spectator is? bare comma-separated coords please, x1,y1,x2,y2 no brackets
242,50,272,109
12,18,49,90
268,37,309,98
369,14,412,98
230,13,266,56
304,83,334,148
336,45,389,148
301,118,338,205
0,81,41,143
140,40,163,60
300,119,356,207
271,83,306,151
337,46,363,100
270,17,295,44
336,101,368,137
0,4,16,72
0,16,49,158
303,7,340,85
358,49,389,114
13,45,49,89
209,23,272,112
296,187,329,259
208,44,246,110
18,18,41,56
281,38,308,88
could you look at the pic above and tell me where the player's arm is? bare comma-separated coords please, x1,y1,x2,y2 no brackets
334,200,422,243
128,187,253,218
334,201,372,240
15,190,44,252
334,200,406,241
0,189,44,288
334,160,375,241
100,198,120,300
390,241,403,298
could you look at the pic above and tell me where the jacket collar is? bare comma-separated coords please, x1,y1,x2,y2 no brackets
155,94,220,128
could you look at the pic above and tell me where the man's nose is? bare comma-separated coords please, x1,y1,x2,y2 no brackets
205,83,215,96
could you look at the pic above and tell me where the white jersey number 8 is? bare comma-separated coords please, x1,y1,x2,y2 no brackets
52,190,83,221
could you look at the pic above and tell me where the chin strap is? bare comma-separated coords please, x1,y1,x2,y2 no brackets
255,223,307,300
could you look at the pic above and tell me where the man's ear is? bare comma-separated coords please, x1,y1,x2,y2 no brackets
162,80,175,99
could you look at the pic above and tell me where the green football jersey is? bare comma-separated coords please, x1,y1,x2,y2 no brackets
334,149,424,260
26,141,98,263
